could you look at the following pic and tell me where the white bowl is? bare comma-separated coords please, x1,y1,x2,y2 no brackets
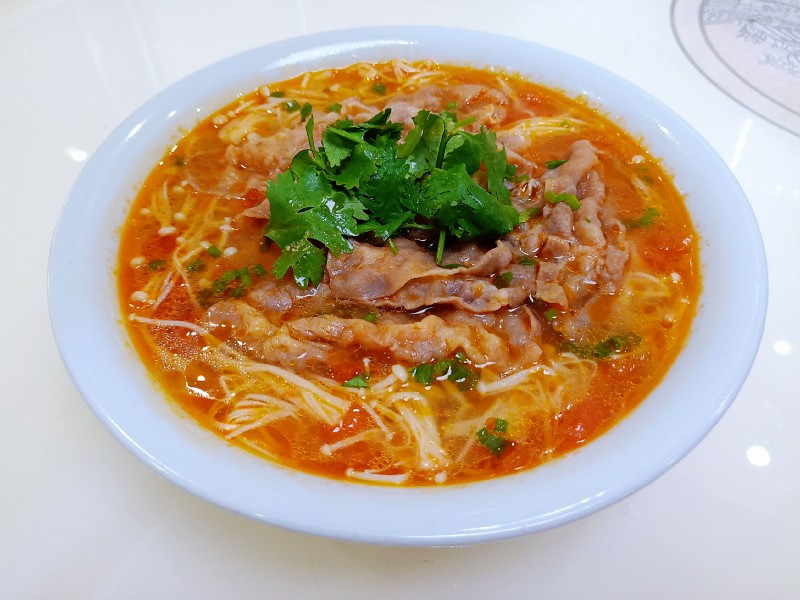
48,27,767,545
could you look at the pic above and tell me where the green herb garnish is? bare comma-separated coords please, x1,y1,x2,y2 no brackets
563,333,642,359
326,102,342,113
493,271,514,289
411,353,479,390
362,312,379,323
518,256,538,267
544,308,558,321
282,100,301,112
147,259,166,270
206,245,223,258
544,159,567,169
186,258,205,273
342,372,371,388
270,90,286,98
300,101,312,122
410,363,435,385
373,83,386,94
476,427,507,455
622,207,660,229
544,190,581,211
263,109,522,287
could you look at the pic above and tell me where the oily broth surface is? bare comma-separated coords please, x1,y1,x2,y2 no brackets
118,61,699,485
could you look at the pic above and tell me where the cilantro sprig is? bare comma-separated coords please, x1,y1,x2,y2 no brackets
262,109,522,287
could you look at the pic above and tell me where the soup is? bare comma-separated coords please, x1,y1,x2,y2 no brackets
118,60,699,485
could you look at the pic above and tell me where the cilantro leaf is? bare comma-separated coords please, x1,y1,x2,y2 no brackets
263,108,523,287
263,160,363,287
420,166,519,239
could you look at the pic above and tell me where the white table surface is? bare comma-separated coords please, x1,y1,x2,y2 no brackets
2,0,798,598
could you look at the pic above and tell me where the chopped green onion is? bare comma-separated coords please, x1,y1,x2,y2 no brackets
493,271,514,289
234,267,253,287
342,373,370,388
373,83,386,94
362,312,379,323
186,258,205,273
252,263,267,276
518,206,542,222
440,263,465,269
147,259,166,270
229,286,246,298
476,427,507,455
493,418,508,433
563,333,642,359
622,207,660,229
410,363,434,385
544,308,558,321
544,159,567,169
518,257,538,267
211,270,237,294
270,90,286,98
445,101,458,110
412,353,479,390
206,245,222,258
544,190,581,211
326,102,342,113
448,363,476,390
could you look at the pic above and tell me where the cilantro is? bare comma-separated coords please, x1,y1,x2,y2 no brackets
410,353,479,391
263,109,523,287
300,101,313,122
342,373,370,388
623,207,660,229
544,190,581,211
282,100,301,112
252,263,267,276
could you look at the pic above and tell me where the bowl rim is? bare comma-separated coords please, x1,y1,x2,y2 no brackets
48,26,768,546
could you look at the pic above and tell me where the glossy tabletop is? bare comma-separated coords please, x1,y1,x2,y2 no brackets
1,0,798,598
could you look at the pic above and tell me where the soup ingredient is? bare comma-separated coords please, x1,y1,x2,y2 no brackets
263,109,521,287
